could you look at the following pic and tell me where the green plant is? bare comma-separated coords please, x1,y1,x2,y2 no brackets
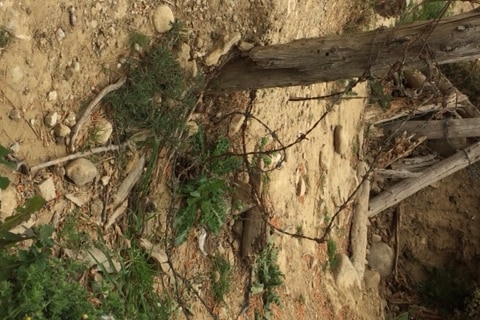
174,131,241,245
0,225,101,319
58,215,90,251
327,238,338,270
129,31,150,49
368,79,392,110
398,1,451,25
89,238,172,319
252,243,284,319
0,196,46,248
210,255,232,302
105,23,201,142
417,267,470,315
174,176,228,245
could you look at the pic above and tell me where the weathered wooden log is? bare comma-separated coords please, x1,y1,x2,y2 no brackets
383,117,480,139
212,10,480,91
368,141,480,217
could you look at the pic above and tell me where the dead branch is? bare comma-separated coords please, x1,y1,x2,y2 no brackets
70,77,126,152
30,144,121,173
369,141,480,217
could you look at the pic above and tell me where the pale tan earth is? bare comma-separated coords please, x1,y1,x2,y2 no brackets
1,0,479,320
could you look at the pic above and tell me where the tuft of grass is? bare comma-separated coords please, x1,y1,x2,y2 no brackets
129,31,150,49
327,238,338,270
368,79,391,110
252,243,285,319
105,22,201,144
397,1,451,25
210,255,233,302
90,238,173,319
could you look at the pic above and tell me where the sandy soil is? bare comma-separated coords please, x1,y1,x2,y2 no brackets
2,0,479,319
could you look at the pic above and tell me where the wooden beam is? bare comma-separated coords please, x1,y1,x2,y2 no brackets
383,118,480,139
368,141,480,217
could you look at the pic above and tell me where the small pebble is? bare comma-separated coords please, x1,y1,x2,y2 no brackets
73,61,81,72
64,111,77,127
101,176,111,186
54,123,71,137
65,158,98,186
9,142,20,153
56,28,66,41
92,119,113,145
64,68,74,80
152,5,174,33
68,6,77,26
8,109,22,121
37,178,57,202
48,90,58,101
44,111,59,127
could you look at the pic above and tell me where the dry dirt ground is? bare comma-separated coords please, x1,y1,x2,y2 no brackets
1,0,479,319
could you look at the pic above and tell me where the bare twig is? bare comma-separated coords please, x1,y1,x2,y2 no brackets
70,77,126,152
30,144,121,173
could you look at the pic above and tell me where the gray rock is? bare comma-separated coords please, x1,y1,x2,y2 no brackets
332,253,361,290
37,178,56,201
44,111,59,127
9,142,20,154
65,158,98,186
364,269,381,290
93,119,113,145
367,241,395,278
72,61,81,72
205,32,241,66
8,109,21,121
55,28,66,41
54,123,71,137
64,111,77,127
152,5,174,33
48,90,58,101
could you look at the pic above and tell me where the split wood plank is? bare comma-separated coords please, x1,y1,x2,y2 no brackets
368,141,480,217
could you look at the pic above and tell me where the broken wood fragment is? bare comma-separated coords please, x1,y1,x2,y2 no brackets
369,141,480,217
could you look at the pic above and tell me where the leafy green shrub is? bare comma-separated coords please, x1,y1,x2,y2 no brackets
417,267,470,315
174,131,241,245
174,176,228,245
252,243,284,319
211,255,233,302
0,225,100,320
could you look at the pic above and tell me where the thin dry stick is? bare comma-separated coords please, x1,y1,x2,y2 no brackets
30,144,121,173
70,77,126,152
